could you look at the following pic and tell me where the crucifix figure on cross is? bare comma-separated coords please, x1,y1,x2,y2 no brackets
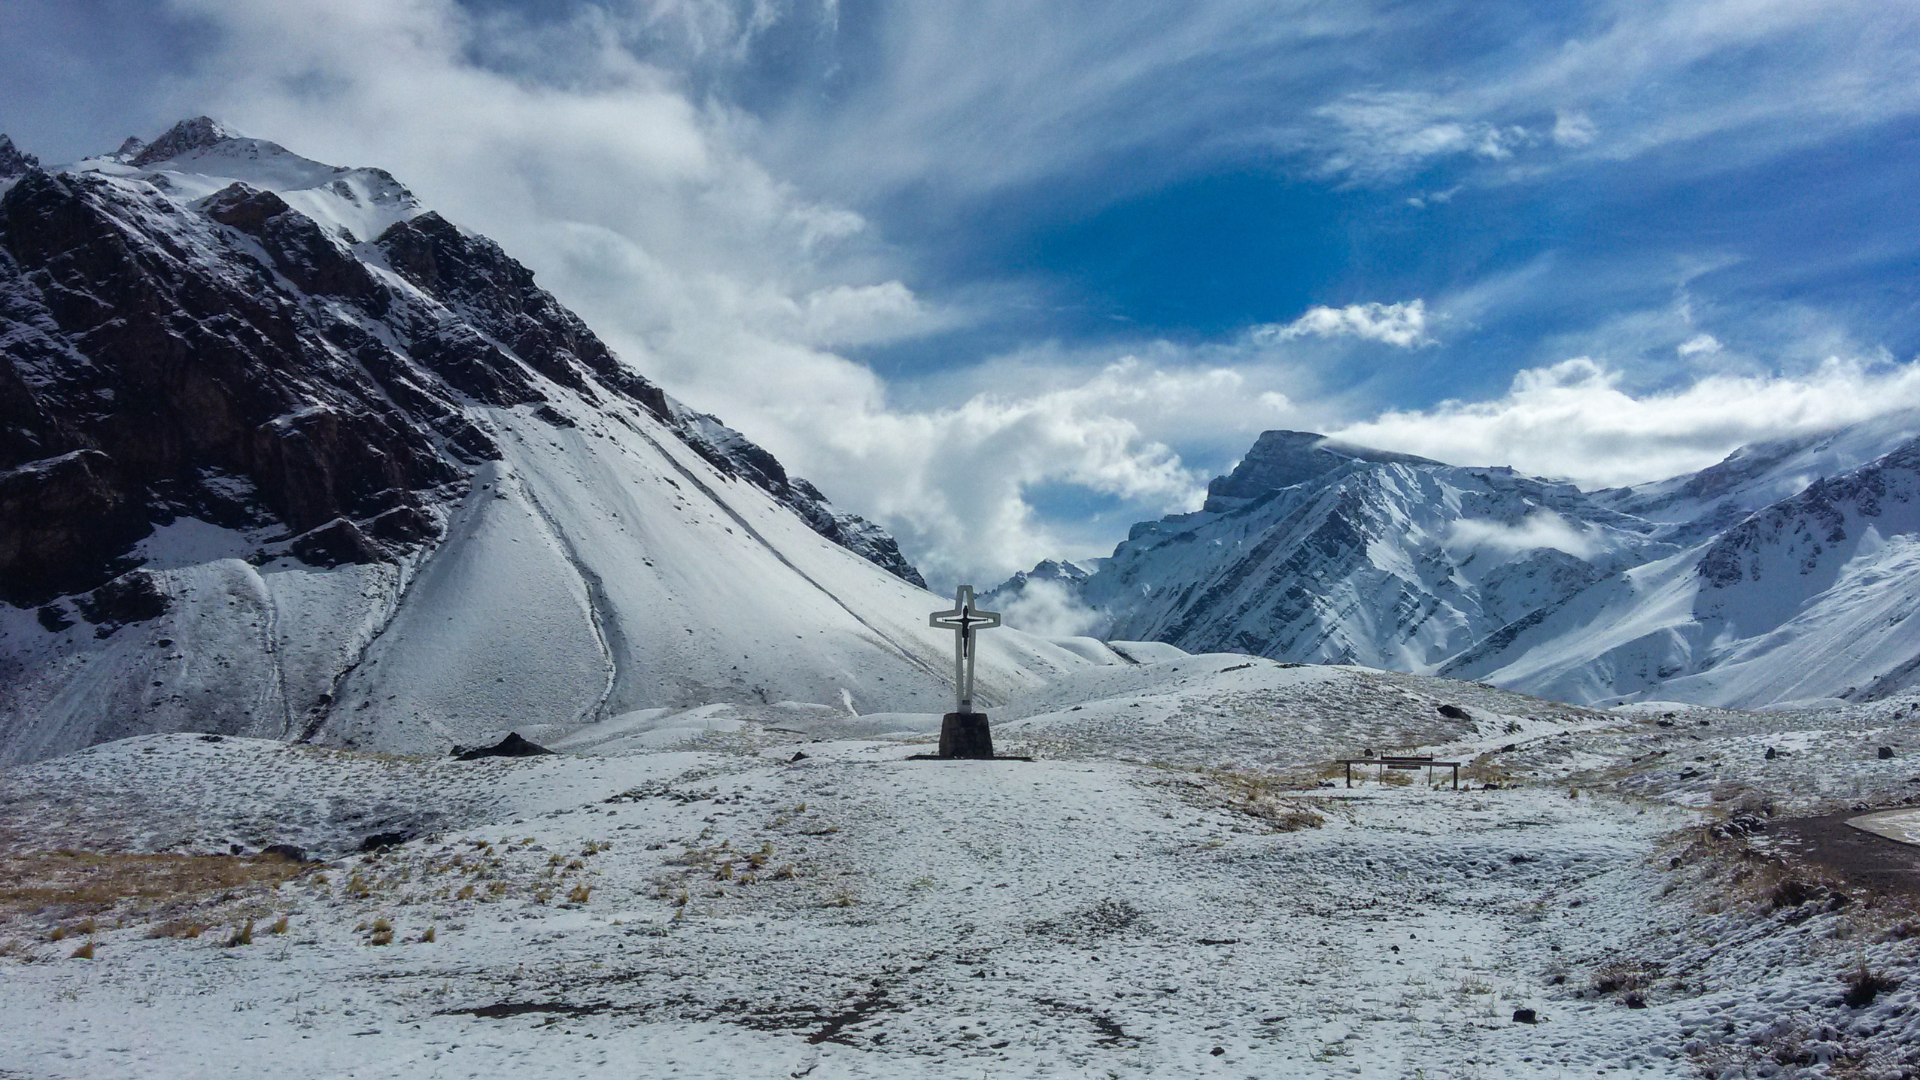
929,584,1000,758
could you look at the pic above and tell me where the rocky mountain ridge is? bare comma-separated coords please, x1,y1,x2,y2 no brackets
993,418,1920,708
0,119,920,609
0,119,1065,764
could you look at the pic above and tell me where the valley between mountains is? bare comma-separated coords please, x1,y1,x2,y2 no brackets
6,121,1920,1079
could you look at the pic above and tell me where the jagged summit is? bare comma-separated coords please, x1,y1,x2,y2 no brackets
985,559,1090,601
0,120,1092,765
0,134,38,179
1202,429,1442,512
129,116,242,166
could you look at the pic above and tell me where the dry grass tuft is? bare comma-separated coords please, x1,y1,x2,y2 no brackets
69,941,93,960
225,919,254,947
0,851,306,921
1592,960,1660,995
1196,769,1329,831
420,925,435,944
269,916,289,935
146,919,206,940
568,883,592,904
1842,958,1900,1009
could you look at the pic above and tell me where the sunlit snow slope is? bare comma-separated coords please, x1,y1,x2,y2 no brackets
1447,437,1920,708
0,119,1092,763
997,422,1920,710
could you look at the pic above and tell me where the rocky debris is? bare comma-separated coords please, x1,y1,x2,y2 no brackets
1437,703,1472,720
0,135,38,179
359,831,412,852
288,517,389,567
453,732,553,761
262,843,312,863
1513,1007,1538,1024
74,570,170,632
1882,746,1897,760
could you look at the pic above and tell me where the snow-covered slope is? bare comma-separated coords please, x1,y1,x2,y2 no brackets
1450,437,1920,708
0,119,1091,764
998,424,1920,709
1006,430,1676,671
1591,409,1920,544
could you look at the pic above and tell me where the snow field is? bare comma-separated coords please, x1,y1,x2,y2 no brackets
0,737,1696,1079
8,664,1920,1076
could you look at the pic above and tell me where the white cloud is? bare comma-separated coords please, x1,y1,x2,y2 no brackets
1313,92,1534,179
1677,333,1723,357
1448,512,1602,559
1255,299,1434,348
766,357,1292,587
997,579,1105,638
1330,355,1920,488
112,0,1347,588
1551,110,1597,148
24,0,1911,588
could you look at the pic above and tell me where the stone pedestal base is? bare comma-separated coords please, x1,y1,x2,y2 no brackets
938,712,994,759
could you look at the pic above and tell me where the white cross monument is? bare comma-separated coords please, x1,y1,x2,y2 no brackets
929,584,1000,758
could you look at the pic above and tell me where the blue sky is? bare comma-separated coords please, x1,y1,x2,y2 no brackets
6,0,1920,585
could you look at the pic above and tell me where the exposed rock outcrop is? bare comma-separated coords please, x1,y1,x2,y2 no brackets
0,120,924,610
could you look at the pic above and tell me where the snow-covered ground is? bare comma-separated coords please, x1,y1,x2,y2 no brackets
4,658,1918,1078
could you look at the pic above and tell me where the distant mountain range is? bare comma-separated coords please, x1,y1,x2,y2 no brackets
988,417,1920,710
0,118,1099,764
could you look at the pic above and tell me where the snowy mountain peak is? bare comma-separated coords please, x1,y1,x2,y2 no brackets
0,134,37,178
130,116,242,166
0,121,1077,765
1203,429,1442,512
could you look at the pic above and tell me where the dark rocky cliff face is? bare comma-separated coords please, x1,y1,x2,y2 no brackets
0,135,38,179
0,168,463,605
0,123,923,611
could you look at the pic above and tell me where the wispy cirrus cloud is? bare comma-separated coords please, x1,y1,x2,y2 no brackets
5,0,1920,587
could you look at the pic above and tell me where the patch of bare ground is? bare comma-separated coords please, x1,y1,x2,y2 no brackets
0,849,311,959
1141,764,1339,832
0,850,309,921
1769,809,1920,900
1656,818,1920,1077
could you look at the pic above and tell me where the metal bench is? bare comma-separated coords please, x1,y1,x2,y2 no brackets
1335,755,1460,789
